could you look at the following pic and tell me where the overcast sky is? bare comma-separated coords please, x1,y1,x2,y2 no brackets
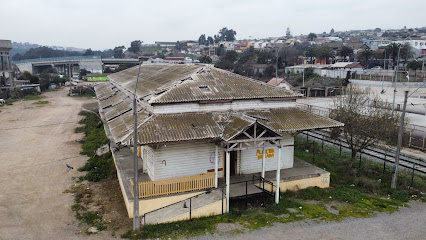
2,0,425,50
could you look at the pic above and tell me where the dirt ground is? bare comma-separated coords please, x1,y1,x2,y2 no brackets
0,88,118,239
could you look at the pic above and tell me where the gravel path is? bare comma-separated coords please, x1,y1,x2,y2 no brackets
196,201,426,240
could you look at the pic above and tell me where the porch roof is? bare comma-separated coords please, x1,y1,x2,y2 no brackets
123,108,343,145
245,108,344,133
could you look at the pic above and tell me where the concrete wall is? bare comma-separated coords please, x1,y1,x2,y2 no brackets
165,199,225,223
80,59,103,73
259,171,330,192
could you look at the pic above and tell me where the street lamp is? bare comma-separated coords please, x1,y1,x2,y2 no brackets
132,57,144,231
391,45,402,114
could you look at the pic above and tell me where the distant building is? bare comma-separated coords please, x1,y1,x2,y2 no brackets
267,78,293,90
0,39,14,87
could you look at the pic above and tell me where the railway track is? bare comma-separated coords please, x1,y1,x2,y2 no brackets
299,129,426,175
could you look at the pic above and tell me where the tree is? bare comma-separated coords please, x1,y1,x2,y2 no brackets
207,36,214,45
198,34,206,45
216,44,226,57
198,55,212,63
330,86,401,175
223,50,238,63
386,43,401,67
338,46,354,62
407,60,423,78
83,48,94,56
305,47,317,64
357,49,373,67
128,40,142,54
307,33,317,41
399,43,414,64
286,27,292,38
317,45,333,64
218,27,237,42
113,46,126,58
263,65,276,78
330,28,335,35
279,46,301,66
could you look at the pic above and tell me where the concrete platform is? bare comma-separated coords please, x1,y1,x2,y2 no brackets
217,158,329,197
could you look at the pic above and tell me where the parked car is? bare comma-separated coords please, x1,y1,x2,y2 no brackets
372,66,382,70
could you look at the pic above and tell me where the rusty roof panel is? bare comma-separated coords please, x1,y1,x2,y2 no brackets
116,107,343,145
219,114,256,141
108,64,202,99
150,68,302,104
135,113,222,145
245,108,344,132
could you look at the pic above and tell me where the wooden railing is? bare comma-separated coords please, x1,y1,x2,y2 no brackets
130,173,215,199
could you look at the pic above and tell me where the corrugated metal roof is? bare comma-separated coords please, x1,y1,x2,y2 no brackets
94,83,117,100
135,113,222,145
120,107,343,145
245,108,344,132
104,99,132,121
108,64,202,99
99,91,129,109
108,110,150,144
218,114,256,141
150,68,302,104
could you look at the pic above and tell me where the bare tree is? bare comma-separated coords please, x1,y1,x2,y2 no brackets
330,86,401,175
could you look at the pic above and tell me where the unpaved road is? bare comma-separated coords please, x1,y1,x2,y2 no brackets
0,89,113,240
198,200,426,240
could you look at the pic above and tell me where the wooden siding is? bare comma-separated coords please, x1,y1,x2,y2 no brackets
153,142,223,181
131,173,215,198
146,146,155,181
240,134,294,174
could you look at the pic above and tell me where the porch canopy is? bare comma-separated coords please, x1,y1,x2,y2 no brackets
121,107,343,209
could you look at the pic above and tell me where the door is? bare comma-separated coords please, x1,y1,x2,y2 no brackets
224,151,239,177
230,151,238,176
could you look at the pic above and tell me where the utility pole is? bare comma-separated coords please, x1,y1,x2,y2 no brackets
275,49,279,86
391,90,409,189
381,50,386,93
392,45,401,114
132,59,143,231
302,68,305,87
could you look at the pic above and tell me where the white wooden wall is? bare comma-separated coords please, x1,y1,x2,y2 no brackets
240,134,294,174
151,141,223,181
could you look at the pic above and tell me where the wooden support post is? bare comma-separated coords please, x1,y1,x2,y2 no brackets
226,151,230,212
411,164,415,187
261,146,266,178
214,146,218,188
339,140,342,158
275,146,281,204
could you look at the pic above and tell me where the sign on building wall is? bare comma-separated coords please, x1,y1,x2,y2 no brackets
256,148,274,160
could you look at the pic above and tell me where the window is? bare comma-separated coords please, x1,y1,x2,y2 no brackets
199,86,211,93
415,42,418,46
